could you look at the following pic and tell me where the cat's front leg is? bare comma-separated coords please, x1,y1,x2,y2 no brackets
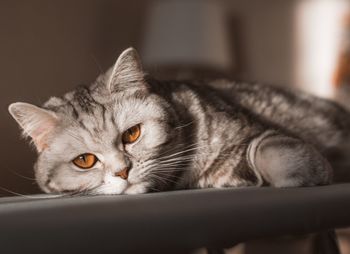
247,131,333,187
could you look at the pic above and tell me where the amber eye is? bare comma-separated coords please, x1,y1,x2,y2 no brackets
122,124,141,144
72,153,98,169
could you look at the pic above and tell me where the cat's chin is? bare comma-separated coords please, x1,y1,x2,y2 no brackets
123,183,148,195
93,182,148,195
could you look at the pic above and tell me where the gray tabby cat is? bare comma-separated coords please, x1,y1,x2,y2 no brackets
8,48,350,195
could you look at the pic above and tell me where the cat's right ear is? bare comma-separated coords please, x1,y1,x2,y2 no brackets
107,47,147,93
8,102,59,152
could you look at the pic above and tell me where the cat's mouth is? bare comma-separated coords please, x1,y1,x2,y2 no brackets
83,179,146,195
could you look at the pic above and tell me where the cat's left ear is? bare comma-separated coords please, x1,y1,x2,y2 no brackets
8,102,59,152
108,47,147,93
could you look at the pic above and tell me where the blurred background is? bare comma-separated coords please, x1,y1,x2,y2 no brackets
3,0,350,195
4,0,350,195
2,0,350,253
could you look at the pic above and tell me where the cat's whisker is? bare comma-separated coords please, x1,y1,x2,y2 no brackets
156,146,204,161
90,53,104,75
152,154,195,164
153,171,185,180
173,121,194,130
158,153,199,160
152,167,189,172
157,157,194,164
76,183,101,196
0,186,62,199
158,158,195,163
148,181,161,192
155,142,200,158
88,184,104,195
153,158,193,166
148,157,192,166
157,163,192,169
59,190,80,197
149,172,178,185
149,164,190,175
149,173,169,185
6,168,36,181
157,165,192,170
157,155,197,161
58,183,96,197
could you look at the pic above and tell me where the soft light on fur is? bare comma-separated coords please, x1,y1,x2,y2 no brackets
8,48,350,195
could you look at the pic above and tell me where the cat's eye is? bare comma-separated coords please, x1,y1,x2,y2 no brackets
122,124,141,144
72,153,98,169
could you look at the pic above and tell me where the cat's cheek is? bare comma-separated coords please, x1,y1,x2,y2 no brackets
141,122,169,149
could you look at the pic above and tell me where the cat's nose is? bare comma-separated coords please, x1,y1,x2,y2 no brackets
114,167,129,180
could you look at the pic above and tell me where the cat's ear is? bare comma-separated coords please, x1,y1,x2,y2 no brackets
8,102,59,152
107,47,147,93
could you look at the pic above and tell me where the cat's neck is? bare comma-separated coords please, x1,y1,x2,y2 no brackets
153,80,263,189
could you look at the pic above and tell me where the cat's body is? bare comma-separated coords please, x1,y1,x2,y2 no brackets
8,48,350,195
148,78,349,189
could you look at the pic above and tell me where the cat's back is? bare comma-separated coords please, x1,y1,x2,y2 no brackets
150,78,350,148
206,80,350,149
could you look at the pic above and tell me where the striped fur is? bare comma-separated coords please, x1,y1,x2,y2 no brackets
8,48,350,195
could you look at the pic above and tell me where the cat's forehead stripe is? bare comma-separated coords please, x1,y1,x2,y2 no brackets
73,85,104,113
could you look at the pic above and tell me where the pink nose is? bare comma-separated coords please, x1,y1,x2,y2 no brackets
114,167,129,180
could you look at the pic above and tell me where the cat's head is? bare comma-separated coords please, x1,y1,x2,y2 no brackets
9,48,191,195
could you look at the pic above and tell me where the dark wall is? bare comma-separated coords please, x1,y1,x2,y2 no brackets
0,0,149,195
0,0,298,196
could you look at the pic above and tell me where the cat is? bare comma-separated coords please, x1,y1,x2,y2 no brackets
8,48,350,195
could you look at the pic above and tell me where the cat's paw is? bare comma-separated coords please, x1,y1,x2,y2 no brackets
248,132,333,187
